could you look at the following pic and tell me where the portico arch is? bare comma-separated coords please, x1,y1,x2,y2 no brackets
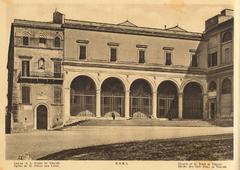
70,75,96,116
101,77,125,117
183,82,203,119
157,81,178,118
130,79,152,118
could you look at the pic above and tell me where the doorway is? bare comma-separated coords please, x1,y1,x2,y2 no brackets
36,105,48,129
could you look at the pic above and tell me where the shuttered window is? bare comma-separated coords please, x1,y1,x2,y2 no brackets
22,60,30,77
54,61,61,78
54,87,62,104
22,86,30,104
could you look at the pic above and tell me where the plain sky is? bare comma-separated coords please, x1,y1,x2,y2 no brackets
6,2,233,32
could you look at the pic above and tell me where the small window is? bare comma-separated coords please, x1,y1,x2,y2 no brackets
191,54,198,67
39,38,46,44
22,86,30,104
54,87,62,104
53,61,61,78
22,60,30,77
38,58,45,70
79,46,86,59
222,31,232,42
23,36,29,46
222,78,231,94
110,48,117,62
165,52,172,65
139,50,145,63
224,48,231,64
208,52,217,67
209,81,217,92
54,37,61,47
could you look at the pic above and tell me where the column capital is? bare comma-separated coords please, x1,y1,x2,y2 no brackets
125,90,130,93
178,92,183,96
64,87,70,90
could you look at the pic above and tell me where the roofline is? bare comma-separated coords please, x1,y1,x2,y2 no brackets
12,19,63,30
63,18,202,41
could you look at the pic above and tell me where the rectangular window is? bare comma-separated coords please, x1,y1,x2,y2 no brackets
54,87,62,104
225,48,230,64
208,52,217,67
191,54,198,67
23,36,29,46
22,86,30,104
22,60,30,77
54,61,61,78
165,52,172,65
39,38,46,44
110,48,117,62
139,50,145,63
79,46,86,59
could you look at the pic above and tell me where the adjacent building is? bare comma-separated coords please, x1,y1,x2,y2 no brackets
6,9,233,133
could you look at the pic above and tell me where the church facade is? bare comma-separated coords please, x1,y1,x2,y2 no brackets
6,9,233,133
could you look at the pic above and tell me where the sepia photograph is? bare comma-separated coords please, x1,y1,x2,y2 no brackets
0,0,238,169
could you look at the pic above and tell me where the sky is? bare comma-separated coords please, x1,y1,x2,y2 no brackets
0,0,234,113
6,2,233,32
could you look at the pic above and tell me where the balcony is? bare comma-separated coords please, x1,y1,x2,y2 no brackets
17,72,63,84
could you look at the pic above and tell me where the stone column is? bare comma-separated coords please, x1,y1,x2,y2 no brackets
63,88,70,122
96,89,101,118
125,90,130,118
178,93,183,119
203,93,208,119
152,91,157,118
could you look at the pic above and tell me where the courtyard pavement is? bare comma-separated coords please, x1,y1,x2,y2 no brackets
6,126,233,160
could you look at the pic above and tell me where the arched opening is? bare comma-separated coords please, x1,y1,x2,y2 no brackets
54,37,61,47
101,77,125,117
70,76,96,116
183,82,203,119
36,105,48,129
221,78,232,115
222,78,231,94
222,31,232,42
208,81,217,119
157,81,178,118
38,58,45,70
209,81,217,92
130,79,152,118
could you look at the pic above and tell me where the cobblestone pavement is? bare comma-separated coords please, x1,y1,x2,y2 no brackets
6,126,233,160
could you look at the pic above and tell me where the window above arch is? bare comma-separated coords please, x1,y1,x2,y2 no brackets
222,78,231,94
38,58,45,70
208,81,217,92
23,36,29,46
222,31,232,42
54,37,61,47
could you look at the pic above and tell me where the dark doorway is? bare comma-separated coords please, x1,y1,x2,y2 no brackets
36,105,48,129
157,81,178,118
130,79,152,118
101,77,125,117
183,82,203,119
210,100,216,119
70,76,96,116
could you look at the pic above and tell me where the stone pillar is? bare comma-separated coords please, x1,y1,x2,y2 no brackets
152,91,157,118
178,93,183,119
96,89,101,118
203,93,208,119
125,90,130,118
63,88,70,122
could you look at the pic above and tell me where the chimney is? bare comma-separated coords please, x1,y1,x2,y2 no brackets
164,25,167,29
53,10,65,24
221,9,233,16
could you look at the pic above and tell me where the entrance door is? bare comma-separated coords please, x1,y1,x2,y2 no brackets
210,100,216,119
36,105,48,129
